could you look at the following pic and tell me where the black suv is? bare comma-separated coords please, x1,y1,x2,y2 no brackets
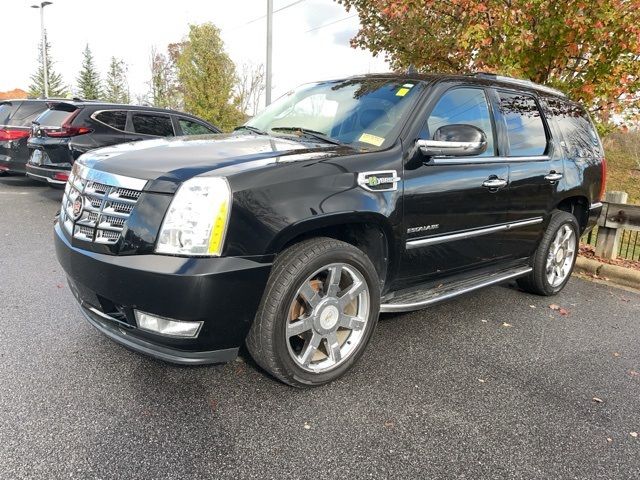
27,101,220,186
0,99,51,174
54,74,605,387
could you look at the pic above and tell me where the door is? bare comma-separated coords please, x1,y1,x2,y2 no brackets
399,86,512,284
490,89,561,259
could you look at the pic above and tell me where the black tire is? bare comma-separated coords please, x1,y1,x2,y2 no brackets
246,237,380,387
517,210,580,296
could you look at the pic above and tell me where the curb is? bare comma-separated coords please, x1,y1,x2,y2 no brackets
575,256,640,290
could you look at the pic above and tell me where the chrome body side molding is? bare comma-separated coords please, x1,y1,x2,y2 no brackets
406,217,543,249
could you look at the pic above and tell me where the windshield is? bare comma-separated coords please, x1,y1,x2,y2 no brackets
247,79,423,149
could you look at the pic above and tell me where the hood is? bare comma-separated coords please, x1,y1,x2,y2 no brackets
77,133,358,193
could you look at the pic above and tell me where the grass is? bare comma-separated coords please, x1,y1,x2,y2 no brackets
603,131,640,204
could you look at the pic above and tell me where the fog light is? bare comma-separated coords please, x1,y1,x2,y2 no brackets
134,310,203,338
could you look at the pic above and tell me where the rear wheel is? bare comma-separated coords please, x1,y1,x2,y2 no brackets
246,237,380,387
517,210,579,296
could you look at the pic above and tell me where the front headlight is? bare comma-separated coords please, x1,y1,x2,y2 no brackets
156,176,231,256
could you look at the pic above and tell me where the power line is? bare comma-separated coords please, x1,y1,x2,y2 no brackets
231,0,307,30
304,14,357,33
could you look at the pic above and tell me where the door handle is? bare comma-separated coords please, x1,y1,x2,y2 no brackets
482,178,508,189
544,172,563,183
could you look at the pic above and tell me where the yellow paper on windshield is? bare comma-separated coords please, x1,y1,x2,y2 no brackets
359,133,385,147
396,87,410,97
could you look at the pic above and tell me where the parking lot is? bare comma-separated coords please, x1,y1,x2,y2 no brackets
0,175,639,479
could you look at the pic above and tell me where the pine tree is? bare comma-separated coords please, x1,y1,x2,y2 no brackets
104,57,130,104
76,44,103,100
28,34,68,98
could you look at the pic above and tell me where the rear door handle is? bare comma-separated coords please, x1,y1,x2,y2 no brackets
544,172,563,182
482,178,508,189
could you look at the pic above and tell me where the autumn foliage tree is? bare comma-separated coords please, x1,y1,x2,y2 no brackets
337,0,640,123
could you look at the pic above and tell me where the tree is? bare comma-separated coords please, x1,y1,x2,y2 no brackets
104,57,130,104
337,0,640,123
237,63,266,117
76,44,102,100
28,34,68,98
148,46,182,110
173,23,244,131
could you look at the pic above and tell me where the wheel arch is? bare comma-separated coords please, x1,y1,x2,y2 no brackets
267,212,396,289
555,194,590,234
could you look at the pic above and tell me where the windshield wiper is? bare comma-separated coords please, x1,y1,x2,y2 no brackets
234,125,267,135
270,127,343,145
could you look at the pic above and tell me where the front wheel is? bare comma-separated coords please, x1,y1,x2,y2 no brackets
246,237,380,387
517,210,579,296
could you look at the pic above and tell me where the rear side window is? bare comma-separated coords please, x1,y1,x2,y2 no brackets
427,88,495,156
178,118,214,136
0,102,19,126
95,110,127,131
497,92,547,156
35,107,78,127
131,113,174,137
545,98,601,158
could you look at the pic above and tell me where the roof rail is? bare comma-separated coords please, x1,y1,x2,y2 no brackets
471,72,566,97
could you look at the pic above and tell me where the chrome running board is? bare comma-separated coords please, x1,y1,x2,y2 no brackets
380,265,532,313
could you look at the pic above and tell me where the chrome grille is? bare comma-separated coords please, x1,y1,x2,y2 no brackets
60,167,144,245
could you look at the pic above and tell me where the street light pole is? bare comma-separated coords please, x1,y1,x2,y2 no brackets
31,2,53,98
265,0,273,106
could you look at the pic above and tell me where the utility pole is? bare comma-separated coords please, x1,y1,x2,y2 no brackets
265,0,273,106
31,2,53,98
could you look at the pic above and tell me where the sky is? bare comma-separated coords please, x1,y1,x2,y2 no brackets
2,0,389,107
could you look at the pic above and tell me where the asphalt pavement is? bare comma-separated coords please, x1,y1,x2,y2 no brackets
1,175,639,480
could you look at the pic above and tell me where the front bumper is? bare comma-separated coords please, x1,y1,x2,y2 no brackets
26,163,70,185
55,223,273,364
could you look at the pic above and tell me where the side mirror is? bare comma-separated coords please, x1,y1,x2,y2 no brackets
417,124,488,157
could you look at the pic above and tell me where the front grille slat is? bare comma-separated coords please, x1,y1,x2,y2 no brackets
62,171,142,245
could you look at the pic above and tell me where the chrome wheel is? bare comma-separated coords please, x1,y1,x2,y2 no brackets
545,224,576,287
286,263,370,373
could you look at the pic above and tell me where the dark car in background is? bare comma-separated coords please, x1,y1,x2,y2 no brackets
0,99,51,174
26,102,221,186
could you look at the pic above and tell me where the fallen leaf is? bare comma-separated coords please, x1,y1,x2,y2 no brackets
607,437,613,443
209,399,218,413
478,378,486,383
629,370,639,377
558,308,570,316
620,297,630,303
502,322,512,328
384,420,395,428
56,283,63,289
630,432,638,438
549,304,560,311
304,422,311,430
592,397,604,403
481,319,488,323
613,352,621,357
529,305,536,309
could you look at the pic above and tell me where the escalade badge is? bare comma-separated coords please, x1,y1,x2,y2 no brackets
357,170,400,192
72,196,84,220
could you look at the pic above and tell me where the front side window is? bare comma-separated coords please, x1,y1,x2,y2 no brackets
178,118,214,136
427,88,495,157
247,79,424,149
95,110,127,131
498,92,547,156
131,113,174,137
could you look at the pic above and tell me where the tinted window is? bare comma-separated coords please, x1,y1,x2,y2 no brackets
0,102,19,126
95,110,127,131
131,113,174,136
498,92,547,156
11,102,48,126
545,98,601,158
35,107,77,127
178,118,214,135
427,88,495,156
